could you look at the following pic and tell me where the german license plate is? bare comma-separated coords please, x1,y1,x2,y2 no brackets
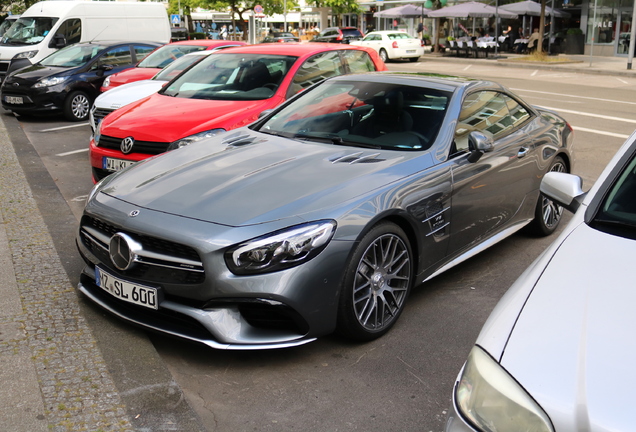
4,95,23,104
95,267,158,310
406,50,416,53
103,157,136,172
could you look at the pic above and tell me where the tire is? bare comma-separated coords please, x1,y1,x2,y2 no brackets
337,222,413,341
379,48,389,63
409,56,420,62
528,156,567,236
64,91,91,121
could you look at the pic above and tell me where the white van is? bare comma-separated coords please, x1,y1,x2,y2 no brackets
0,1,170,81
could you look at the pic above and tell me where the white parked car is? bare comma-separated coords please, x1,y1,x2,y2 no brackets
446,130,636,432
350,30,424,62
89,50,215,132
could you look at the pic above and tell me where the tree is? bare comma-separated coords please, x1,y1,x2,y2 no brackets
308,0,360,15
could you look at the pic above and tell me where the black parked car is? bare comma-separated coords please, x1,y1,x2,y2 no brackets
311,27,364,44
261,32,300,43
0,40,161,121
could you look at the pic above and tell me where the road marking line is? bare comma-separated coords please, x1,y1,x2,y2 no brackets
617,78,629,84
40,123,89,132
56,148,89,157
463,65,472,71
540,106,636,124
510,88,636,105
531,70,538,76
572,127,630,139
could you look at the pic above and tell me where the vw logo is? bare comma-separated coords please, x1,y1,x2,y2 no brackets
129,210,140,217
120,136,135,154
108,232,142,271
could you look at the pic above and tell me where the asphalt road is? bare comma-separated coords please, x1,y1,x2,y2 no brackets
7,59,636,431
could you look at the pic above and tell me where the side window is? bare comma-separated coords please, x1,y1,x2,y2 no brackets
96,46,132,68
287,51,344,98
58,18,81,45
453,91,513,153
503,94,532,128
342,50,376,73
133,45,155,62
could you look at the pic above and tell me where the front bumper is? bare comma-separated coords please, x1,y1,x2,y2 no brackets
76,192,352,349
1,83,68,115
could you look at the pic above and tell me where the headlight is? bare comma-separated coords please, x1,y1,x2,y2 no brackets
34,76,68,88
13,50,38,60
225,220,337,275
93,119,102,145
166,129,226,151
103,76,111,88
455,346,554,432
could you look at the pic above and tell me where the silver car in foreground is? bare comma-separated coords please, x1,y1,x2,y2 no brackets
77,73,574,350
446,131,636,431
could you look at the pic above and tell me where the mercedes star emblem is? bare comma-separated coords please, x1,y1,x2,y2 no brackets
108,232,142,271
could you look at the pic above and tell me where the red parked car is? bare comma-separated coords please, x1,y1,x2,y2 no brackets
89,43,386,182
100,40,246,92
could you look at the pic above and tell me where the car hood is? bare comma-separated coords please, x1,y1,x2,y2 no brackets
101,130,425,226
500,222,636,430
95,79,164,110
109,67,159,86
8,64,73,82
103,93,282,142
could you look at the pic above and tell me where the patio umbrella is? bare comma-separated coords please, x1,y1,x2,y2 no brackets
499,1,570,18
427,2,518,19
373,4,431,18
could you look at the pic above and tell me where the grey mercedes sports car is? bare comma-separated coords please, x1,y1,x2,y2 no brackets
77,73,574,350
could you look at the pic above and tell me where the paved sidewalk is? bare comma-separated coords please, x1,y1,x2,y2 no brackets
421,51,636,77
0,50,631,432
0,117,133,431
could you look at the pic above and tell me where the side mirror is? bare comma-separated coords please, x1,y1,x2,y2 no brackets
258,109,274,119
49,34,67,49
540,172,586,213
467,131,494,163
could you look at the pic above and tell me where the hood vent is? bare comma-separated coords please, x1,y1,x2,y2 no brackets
330,152,385,164
222,132,259,148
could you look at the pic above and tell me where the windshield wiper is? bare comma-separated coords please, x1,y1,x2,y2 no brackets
592,218,636,230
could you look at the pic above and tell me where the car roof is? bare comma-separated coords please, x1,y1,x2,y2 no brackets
73,41,162,47
212,43,373,56
166,40,246,47
329,72,503,92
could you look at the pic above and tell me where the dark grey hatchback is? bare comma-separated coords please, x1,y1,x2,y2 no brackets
0,40,160,121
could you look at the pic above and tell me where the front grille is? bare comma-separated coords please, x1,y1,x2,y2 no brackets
91,166,111,182
93,107,114,125
80,215,205,285
0,62,8,73
98,134,169,155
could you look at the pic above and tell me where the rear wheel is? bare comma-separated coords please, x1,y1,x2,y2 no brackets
528,156,567,236
64,91,91,121
379,48,389,62
337,222,413,341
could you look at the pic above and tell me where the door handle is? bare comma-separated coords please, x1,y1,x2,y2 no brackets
518,147,529,158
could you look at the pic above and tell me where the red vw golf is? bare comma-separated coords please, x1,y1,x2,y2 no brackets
100,39,246,92
89,43,386,181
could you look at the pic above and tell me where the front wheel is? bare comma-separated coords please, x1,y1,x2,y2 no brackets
528,156,567,236
379,48,389,63
64,91,91,121
337,222,413,341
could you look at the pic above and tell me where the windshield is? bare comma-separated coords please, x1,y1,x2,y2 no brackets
2,17,58,45
137,44,207,69
161,53,297,101
0,19,16,37
257,80,451,151
40,44,106,67
153,54,207,81
591,153,636,239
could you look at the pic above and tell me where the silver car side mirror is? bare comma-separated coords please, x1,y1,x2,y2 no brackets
467,131,494,163
540,172,586,213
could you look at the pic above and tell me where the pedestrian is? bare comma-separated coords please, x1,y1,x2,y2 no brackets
220,24,228,40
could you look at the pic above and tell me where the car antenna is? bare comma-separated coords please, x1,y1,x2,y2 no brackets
89,26,109,43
